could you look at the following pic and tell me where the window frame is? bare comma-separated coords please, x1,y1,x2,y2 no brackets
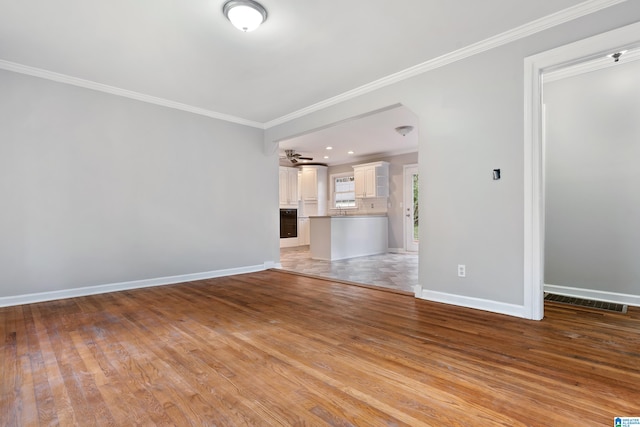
330,172,357,209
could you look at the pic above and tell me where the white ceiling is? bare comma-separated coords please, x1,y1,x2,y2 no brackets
0,0,596,165
279,105,419,166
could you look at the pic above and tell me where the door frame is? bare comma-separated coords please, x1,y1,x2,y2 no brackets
403,164,419,252
523,21,640,320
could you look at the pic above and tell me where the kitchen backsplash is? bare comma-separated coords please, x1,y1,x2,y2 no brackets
328,197,388,216
299,197,388,217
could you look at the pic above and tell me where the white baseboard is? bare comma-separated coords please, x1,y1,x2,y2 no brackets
263,261,278,269
544,284,640,307
280,238,299,248
0,262,274,308
416,288,528,319
412,284,422,297
388,248,418,254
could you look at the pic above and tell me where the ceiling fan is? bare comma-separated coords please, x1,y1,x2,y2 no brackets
281,149,313,164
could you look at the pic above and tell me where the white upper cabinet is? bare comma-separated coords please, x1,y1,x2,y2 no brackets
300,165,328,215
353,161,389,198
300,167,317,201
279,167,299,207
300,165,327,202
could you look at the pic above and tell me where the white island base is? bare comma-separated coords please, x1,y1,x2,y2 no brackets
309,215,388,261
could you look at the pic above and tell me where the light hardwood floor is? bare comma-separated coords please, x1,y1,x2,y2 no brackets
2,270,639,426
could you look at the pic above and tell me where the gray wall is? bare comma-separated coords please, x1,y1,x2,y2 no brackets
327,152,418,250
0,69,278,298
544,59,640,295
4,2,640,313
266,2,640,308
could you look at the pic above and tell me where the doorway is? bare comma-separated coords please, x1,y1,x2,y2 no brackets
524,21,640,320
542,49,640,306
276,105,420,292
403,164,419,252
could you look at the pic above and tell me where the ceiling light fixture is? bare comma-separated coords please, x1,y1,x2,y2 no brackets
326,146,333,150
608,50,628,62
223,0,267,32
395,125,414,136
348,150,354,155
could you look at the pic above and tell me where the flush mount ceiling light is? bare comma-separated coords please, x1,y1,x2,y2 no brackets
223,0,267,32
395,125,414,136
608,50,628,62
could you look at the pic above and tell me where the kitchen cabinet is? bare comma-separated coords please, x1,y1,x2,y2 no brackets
298,217,310,246
353,161,389,198
279,167,298,207
300,167,317,200
300,165,328,215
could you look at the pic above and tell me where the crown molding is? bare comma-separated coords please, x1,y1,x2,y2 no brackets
0,59,265,129
544,47,640,82
264,0,628,129
0,0,626,130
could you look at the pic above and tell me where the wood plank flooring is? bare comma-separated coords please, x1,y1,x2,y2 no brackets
1,270,639,426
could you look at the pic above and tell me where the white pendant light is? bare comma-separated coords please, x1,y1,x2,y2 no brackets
223,0,267,32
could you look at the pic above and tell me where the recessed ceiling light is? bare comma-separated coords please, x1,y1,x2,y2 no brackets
324,156,329,159
348,150,354,155
326,146,333,150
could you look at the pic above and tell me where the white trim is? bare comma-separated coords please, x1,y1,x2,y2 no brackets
523,56,544,320
544,47,640,82
524,21,640,322
545,284,640,307
264,0,626,129
263,261,278,269
417,289,527,319
0,60,264,129
0,1,623,130
412,284,422,298
403,164,419,253
387,248,407,254
329,171,357,209
0,263,272,308
279,237,300,248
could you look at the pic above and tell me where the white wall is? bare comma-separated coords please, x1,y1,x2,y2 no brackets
0,69,279,301
544,59,640,296
265,2,640,316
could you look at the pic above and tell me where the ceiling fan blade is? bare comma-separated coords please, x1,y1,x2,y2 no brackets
298,156,313,161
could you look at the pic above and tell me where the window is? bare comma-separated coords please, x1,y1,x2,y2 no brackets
332,174,356,208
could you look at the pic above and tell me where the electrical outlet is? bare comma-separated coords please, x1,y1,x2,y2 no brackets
457,264,466,277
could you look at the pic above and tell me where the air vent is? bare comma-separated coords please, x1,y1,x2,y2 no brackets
544,293,627,313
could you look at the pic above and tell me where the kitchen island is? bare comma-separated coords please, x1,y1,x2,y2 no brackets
309,215,388,261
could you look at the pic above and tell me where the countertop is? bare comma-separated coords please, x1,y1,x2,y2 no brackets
310,214,387,218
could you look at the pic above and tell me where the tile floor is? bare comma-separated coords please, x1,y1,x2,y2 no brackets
278,246,418,293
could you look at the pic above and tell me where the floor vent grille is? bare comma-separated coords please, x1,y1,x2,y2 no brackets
544,293,627,314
